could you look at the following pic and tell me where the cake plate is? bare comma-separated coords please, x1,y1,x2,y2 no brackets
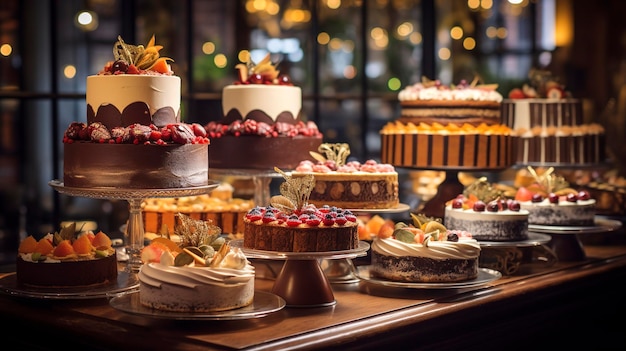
477,233,555,275
528,217,623,261
231,240,369,308
209,168,282,207
49,180,220,273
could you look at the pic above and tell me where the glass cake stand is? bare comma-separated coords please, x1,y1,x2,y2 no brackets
231,239,369,307
49,180,220,272
209,168,282,207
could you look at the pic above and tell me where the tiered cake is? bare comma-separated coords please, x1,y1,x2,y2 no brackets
501,69,606,165
63,35,209,189
205,53,322,170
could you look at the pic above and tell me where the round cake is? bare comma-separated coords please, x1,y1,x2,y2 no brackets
398,77,503,126
242,168,359,252
501,70,606,165
514,167,596,226
370,216,481,283
291,143,399,210
138,215,255,312
443,178,529,242
16,224,118,288
63,35,210,189
206,53,322,170
380,121,515,169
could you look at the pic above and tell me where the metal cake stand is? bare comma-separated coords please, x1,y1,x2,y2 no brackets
49,180,220,272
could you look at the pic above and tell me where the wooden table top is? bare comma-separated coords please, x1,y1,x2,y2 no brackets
2,229,625,350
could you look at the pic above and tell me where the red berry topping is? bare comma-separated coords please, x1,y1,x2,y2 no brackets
334,214,347,225
548,193,559,204
486,201,499,212
262,211,277,223
322,213,335,226
531,194,544,203
473,201,486,212
305,215,321,227
451,198,464,209
286,215,301,227
508,200,521,211
566,193,578,203
577,190,591,201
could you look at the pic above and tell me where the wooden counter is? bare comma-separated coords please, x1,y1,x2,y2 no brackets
2,230,625,350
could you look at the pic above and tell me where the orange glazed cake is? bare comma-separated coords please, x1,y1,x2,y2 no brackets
243,168,359,252
141,183,255,236
16,223,118,288
292,143,399,210
380,122,515,169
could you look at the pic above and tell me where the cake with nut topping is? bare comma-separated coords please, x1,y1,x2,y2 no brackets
291,143,399,210
243,168,359,252
205,53,322,170
63,35,209,189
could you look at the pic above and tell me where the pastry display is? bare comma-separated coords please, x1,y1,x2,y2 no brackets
370,214,481,283
514,167,596,226
292,143,399,209
501,69,606,165
444,177,529,241
205,53,322,170
16,223,117,288
138,214,255,312
63,35,210,189
141,183,255,236
243,168,359,252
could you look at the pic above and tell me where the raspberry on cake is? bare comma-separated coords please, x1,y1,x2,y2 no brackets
243,168,359,252
370,213,481,283
206,52,322,170
138,213,255,312
16,223,118,288
514,166,596,226
292,143,399,210
444,177,529,242
63,35,210,189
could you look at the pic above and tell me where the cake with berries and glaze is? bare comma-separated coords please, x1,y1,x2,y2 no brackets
63,36,210,189
444,178,529,242
205,53,322,170
16,223,118,288
501,69,606,165
370,214,481,283
382,77,514,170
514,167,596,226
291,143,399,210
243,168,359,252
138,214,255,312
398,77,504,126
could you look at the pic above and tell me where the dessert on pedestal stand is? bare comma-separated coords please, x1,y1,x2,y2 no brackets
209,168,281,207
231,240,369,307
49,180,220,272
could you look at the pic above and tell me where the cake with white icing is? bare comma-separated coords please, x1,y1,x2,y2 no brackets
138,214,255,312
206,53,322,170
370,214,481,283
444,177,529,242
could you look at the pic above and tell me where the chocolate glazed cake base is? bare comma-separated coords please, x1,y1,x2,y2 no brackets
64,142,209,189
370,252,478,283
209,135,322,170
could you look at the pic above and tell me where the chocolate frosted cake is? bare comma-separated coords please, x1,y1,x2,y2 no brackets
63,35,210,189
206,53,322,170
292,143,399,210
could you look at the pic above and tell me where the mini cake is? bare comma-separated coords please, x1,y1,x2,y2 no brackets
501,69,606,165
16,223,118,288
292,143,399,210
243,168,359,252
444,178,529,241
205,53,322,170
380,121,515,169
398,77,503,126
370,214,481,283
514,167,596,226
141,183,255,235
138,214,255,312
63,35,210,189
